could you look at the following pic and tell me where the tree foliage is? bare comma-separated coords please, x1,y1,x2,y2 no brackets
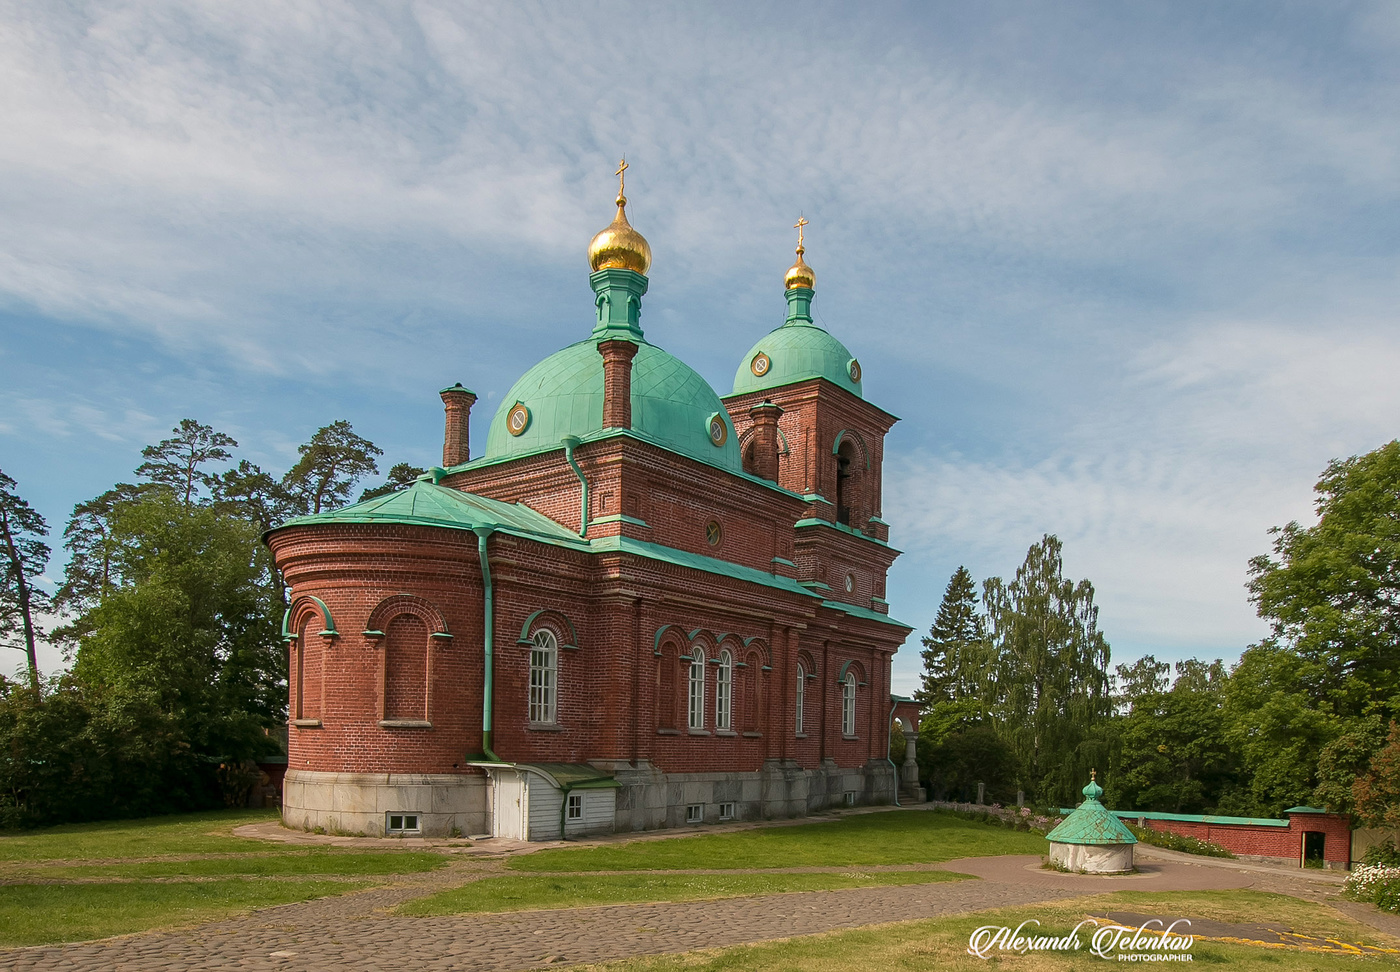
136,419,238,506
283,420,382,515
359,463,427,502
916,566,986,709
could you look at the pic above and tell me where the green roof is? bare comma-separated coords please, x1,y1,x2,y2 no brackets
589,534,819,600
821,599,911,630
1283,806,1332,815
1105,810,1288,828
1047,778,1137,845
483,338,740,473
269,480,587,547
733,321,862,398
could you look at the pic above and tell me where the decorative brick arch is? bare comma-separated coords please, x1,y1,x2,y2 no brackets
518,609,579,649
836,658,868,686
831,430,872,527
286,596,337,725
365,594,450,641
653,624,689,731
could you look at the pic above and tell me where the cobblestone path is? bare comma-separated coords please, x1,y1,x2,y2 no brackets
1,862,1065,972
0,851,1369,971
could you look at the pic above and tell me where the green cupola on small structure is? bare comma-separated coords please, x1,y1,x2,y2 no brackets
733,218,864,399
1046,771,1137,874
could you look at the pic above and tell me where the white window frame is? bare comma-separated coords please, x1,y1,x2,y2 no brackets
566,793,583,820
795,662,806,735
529,629,558,724
842,671,857,737
386,812,420,834
688,646,706,730
686,803,703,823
715,650,733,730
718,802,735,821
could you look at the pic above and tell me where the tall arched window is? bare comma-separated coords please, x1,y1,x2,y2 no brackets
842,671,857,737
795,662,806,735
688,646,706,730
836,440,856,525
529,629,557,724
715,650,733,730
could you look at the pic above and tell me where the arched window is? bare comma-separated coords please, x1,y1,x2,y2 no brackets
529,629,558,724
795,662,805,735
688,646,706,730
715,650,733,730
836,440,856,525
842,671,857,737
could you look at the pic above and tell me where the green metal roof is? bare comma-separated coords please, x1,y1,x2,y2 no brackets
483,338,740,473
820,599,911,630
269,480,587,547
1283,806,1332,815
1106,809,1288,828
733,321,862,398
589,534,819,600
1047,778,1137,846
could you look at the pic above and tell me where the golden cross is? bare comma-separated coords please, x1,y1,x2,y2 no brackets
1090,768,1097,782
615,157,628,199
794,215,809,249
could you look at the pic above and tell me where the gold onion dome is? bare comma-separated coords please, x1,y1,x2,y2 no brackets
588,158,652,275
784,215,815,290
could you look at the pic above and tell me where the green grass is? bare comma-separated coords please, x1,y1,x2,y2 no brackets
573,890,1400,972
0,879,368,947
400,869,968,915
24,849,449,879
511,810,1047,872
0,808,283,862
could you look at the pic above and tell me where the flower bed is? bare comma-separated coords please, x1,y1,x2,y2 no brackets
1344,863,1400,913
1125,823,1234,858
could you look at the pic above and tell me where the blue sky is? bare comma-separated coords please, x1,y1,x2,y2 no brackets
2,2,1399,692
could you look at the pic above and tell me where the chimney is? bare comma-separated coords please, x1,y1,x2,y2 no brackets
599,340,639,430
748,401,784,482
439,383,477,467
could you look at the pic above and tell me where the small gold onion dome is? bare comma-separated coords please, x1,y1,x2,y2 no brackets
785,245,815,291
588,160,651,275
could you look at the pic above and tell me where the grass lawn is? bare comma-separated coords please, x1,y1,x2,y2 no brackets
0,808,284,862
572,890,1400,971
25,849,449,879
400,868,969,915
511,810,1047,872
0,879,368,947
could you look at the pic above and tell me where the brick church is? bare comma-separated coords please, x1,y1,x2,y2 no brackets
267,167,923,839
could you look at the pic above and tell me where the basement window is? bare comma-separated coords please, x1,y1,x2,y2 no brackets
718,802,735,821
386,813,420,834
686,804,703,824
844,792,857,807
567,793,583,820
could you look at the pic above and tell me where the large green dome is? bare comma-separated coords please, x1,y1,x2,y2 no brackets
732,321,863,398
484,338,741,472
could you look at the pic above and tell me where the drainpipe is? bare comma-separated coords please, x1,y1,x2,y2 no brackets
887,699,901,807
475,527,500,762
561,436,588,538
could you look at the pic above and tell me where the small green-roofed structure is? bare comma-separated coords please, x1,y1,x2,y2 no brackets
1047,773,1136,874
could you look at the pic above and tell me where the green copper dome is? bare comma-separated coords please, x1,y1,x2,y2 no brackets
732,288,863,398
1047,775,1137,846
483,338,741,473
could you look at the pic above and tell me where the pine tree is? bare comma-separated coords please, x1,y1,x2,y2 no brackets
917,566,984,707
0,470,51,689
282,420,382,515
135,419,237,505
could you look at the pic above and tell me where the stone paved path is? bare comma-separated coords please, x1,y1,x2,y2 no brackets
3,853,1339,972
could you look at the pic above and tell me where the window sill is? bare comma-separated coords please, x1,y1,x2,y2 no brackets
688,729,712,736
291,719,322,728
842,734,859,741
379,720,432,729
715,729,737,737
528,723,565,732
657,728,681,736
742,731,762,738
795,732,807,739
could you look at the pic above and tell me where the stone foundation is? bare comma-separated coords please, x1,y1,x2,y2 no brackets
282,769,489,837
1049,841,1134,874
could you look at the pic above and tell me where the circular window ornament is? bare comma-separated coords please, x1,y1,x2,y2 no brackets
707,412,729,447
506,402,531,436
845,573,855,593
706,520,723,546
750,352,771,377
848,358,862,383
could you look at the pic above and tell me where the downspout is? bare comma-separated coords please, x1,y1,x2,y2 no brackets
887,699,902,807
475,527,500,762
561,436,588,537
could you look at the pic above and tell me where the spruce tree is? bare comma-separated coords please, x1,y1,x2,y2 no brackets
917,566,984,707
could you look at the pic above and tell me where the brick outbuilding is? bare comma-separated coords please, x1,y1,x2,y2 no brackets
266,180,919,838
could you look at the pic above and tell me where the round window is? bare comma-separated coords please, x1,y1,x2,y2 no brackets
751,352,771,377
506,402,531,436
707,413,729,447
706,520,723,546
848,358,862,383
845,573,855,593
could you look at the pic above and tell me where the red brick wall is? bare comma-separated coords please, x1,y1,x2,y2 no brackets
1140,813,1351,865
